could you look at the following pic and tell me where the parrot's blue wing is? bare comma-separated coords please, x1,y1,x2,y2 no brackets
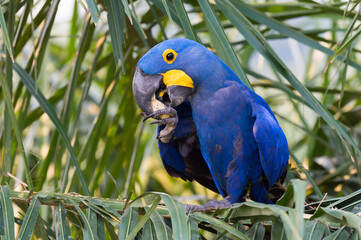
157,102,219,193
252,103,289,188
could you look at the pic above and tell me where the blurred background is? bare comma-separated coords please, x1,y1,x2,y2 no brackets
1,0,361,208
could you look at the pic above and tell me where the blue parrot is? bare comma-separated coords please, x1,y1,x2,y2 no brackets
133,39,289,208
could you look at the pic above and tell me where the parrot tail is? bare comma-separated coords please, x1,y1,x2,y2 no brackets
250,181,274,204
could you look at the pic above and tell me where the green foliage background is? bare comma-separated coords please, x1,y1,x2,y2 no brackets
0,0,360,239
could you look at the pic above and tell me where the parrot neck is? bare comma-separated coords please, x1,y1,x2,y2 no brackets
193,64,245,96
187,51,250,103
189,63,251,116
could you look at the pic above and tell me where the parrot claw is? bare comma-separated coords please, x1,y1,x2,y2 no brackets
157,134,170,143
184,198,232,213
143,107,177,121
150,117,178,126
139,112,147,118
156,134,168,141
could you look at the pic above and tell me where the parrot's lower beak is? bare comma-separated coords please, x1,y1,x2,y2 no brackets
164,85,193,107
133,66,194,114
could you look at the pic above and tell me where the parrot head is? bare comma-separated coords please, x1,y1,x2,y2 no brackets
133,38,234,114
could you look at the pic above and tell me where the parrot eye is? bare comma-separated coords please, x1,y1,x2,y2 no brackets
162,49,177,64
166,52,174,61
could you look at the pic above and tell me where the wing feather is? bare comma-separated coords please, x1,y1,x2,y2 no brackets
157,102,219,193
252,104,289,188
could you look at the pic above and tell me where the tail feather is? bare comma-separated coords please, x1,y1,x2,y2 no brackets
250,181,273,204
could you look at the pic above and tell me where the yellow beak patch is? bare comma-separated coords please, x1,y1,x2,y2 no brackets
162,70,194,88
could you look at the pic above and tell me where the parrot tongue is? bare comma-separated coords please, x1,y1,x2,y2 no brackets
155,83,171,106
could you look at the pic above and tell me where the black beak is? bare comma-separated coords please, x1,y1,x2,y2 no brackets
133,66,194,115
166,85,193,107
133,66,163,115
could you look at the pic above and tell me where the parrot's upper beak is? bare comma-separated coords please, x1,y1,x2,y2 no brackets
133,66,163,114
133,66,194,114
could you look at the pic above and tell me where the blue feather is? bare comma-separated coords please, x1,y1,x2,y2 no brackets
157,102,219,193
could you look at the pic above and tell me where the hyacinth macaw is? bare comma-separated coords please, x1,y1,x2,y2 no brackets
133,39,289,208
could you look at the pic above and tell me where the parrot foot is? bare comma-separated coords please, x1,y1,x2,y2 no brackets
184,198,232,213
157,123,177,143
142,107,178,144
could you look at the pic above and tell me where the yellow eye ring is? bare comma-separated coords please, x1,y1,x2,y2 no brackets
162,49,177,64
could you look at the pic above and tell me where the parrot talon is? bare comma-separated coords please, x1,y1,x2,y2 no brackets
150,120,160,125
144,107,177,121
139,112,147,118
150,117,178,126
143,113,154,121
158,134,172,143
